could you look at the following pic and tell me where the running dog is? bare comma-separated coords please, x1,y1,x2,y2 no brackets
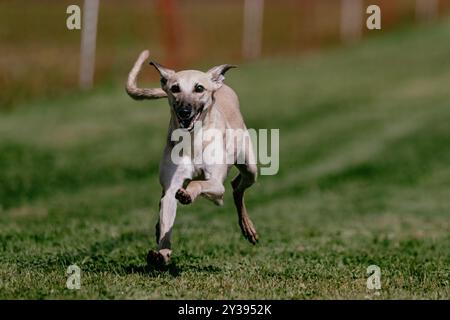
126,50,258,267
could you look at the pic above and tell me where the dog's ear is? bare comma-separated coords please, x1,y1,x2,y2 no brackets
149,61,175,87
207,64,236,88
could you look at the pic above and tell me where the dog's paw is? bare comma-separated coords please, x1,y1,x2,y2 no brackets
243,230,259,245
240,218,259,245
147,250,170,270
175,188,192,205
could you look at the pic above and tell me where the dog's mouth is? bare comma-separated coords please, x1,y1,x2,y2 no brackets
176,106,204,131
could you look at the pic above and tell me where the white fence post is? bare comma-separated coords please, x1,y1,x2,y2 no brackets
340,0,363,44
79,0,99,90
242,0,264,60
416,0,439,21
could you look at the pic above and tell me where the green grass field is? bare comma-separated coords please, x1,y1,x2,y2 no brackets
1,19,450,299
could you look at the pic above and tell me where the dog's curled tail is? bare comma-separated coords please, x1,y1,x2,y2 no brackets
126,50,168,100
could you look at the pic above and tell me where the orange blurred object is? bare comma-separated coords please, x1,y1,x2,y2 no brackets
157,0,183,68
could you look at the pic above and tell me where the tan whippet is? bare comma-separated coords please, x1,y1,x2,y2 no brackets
126,50,258,267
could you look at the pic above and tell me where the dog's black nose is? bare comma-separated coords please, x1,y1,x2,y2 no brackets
177,106,192,119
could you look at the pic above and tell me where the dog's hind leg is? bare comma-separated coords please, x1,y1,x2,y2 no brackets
232,160,258,244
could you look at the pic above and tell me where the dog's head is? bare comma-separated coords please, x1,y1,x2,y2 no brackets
150,62,236,131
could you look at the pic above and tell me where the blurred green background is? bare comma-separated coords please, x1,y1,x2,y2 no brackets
0,0,449,299
2,0,450,108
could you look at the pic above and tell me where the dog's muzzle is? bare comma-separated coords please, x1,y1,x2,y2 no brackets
175,104,204,131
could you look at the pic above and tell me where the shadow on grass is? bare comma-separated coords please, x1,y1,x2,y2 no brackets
123,260,222,277
12,229,224,278
123,262,182,277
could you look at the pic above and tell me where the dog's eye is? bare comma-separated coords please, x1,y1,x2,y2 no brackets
194,84,205,93
170,84,180,93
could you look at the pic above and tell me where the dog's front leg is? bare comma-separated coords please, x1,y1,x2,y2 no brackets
148,189,180,268
176,178,225,206
148,155,192,268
